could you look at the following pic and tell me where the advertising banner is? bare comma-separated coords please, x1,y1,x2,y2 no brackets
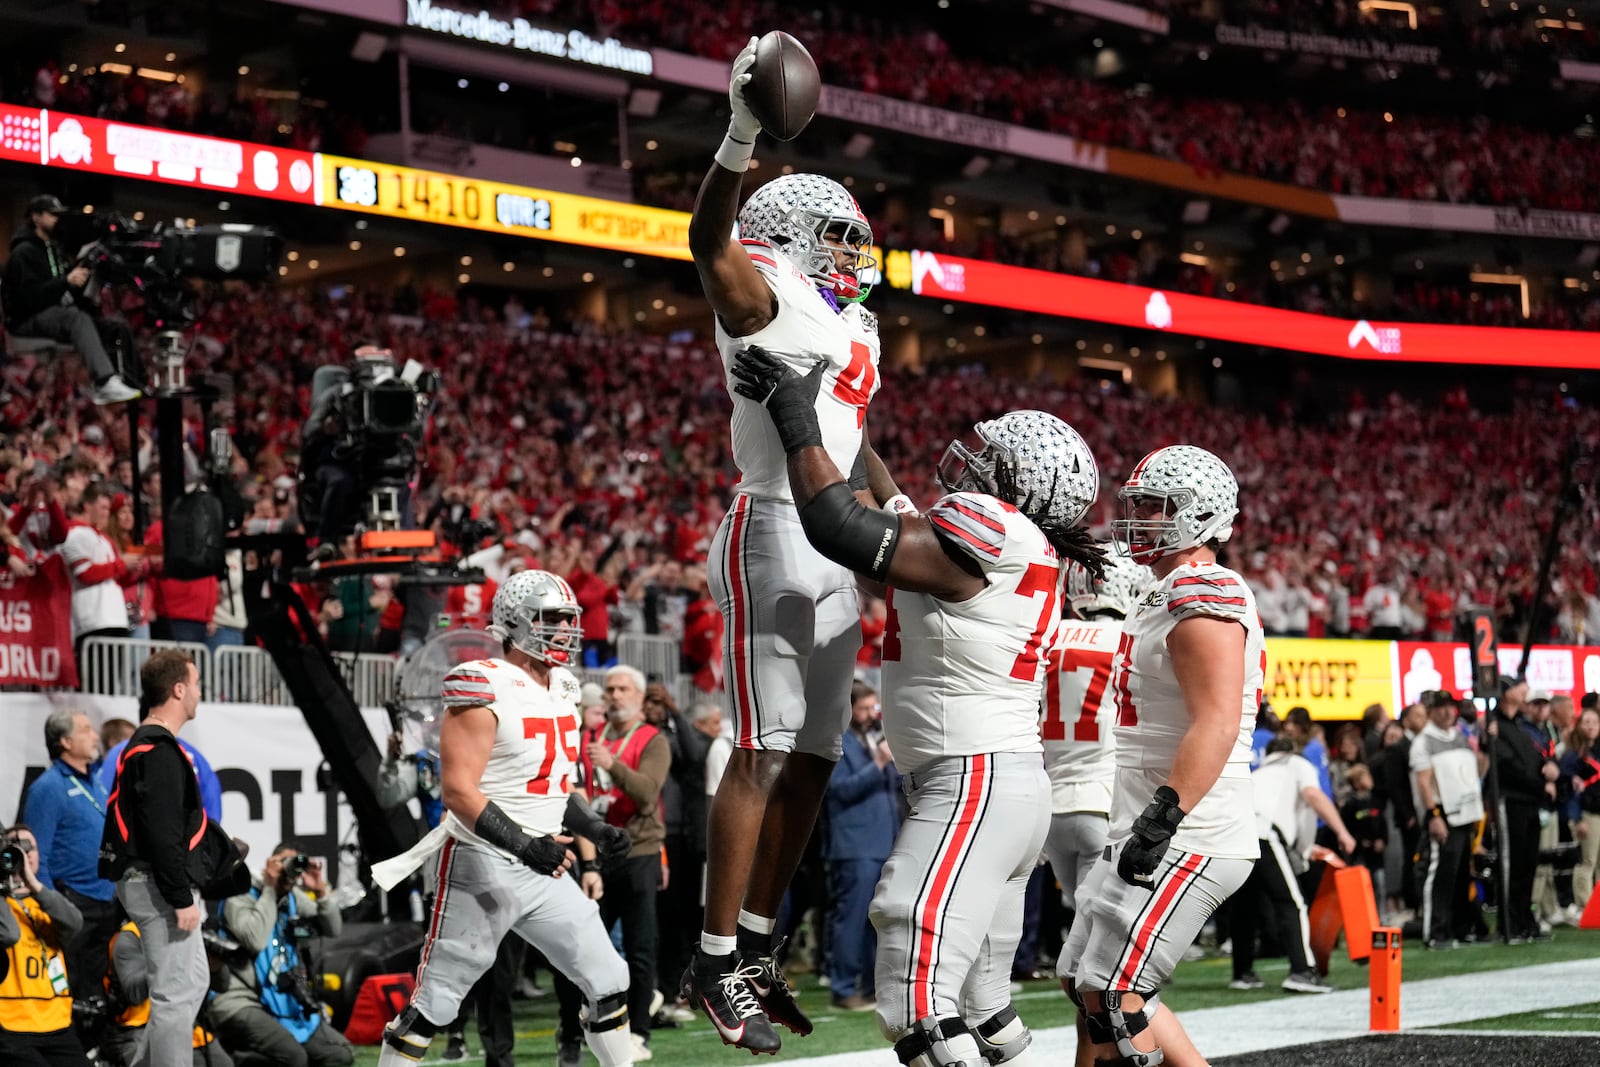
0,695,392,876
1262,638,1395,722
1393,642,1600,709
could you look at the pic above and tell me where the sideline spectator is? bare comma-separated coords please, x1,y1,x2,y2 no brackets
652,684,712,1003
1490,676,1558,943
823,682,898,1012
1562,706,1600,911
102,916,234,1066
560,665,670,1060
1282,706,1333,801
1340,764,1388,915
99,650,212,1067
1230,738,1355,994
1410,690,1485,948
22,709,118,1012
0,823,86,1066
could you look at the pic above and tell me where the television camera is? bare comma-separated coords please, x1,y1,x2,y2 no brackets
298,345,439,544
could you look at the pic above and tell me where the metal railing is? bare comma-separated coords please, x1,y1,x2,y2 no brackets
70,636,723,711
77,637,400,708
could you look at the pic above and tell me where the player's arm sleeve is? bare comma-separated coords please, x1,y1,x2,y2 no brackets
926,493,1008,571
441,665,495,711
1166,568,1250,624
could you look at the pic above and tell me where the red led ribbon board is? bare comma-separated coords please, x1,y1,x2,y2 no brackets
897,250,1600,369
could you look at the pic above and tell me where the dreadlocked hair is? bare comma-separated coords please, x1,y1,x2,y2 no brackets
1041,524,1109,582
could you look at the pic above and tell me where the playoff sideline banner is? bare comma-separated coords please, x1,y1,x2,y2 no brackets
0,694,397,876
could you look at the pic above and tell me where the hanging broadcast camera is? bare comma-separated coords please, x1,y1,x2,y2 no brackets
298,344,439,549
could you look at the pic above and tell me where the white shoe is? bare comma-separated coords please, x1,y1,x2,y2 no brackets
1569,903,1589,925
631,1033,653,1061
1282,970,1335,994
648,988,665,1019
92,374,142,405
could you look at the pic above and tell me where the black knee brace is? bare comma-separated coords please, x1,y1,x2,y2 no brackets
1085,991,1163,1067
893,1015,977,1067
586,990,629,1033
383,1005,441,1061
973,1004,1032,1065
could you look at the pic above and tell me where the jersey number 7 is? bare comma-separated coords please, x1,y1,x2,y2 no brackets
524,715,580,795
1041,646,1114,742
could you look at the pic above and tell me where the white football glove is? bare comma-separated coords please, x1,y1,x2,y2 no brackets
728,35,761,142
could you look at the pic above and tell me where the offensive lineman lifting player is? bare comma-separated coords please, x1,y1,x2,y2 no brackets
372,571,635,1066
732,341,1108,1067
1059,446,1264,1067
682,35,907,1053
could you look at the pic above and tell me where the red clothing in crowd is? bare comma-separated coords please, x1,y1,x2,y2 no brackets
443,578,498,630
144,520,219,625
567,568,617,645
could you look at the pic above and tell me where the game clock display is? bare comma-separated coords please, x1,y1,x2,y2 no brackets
330,162,552,233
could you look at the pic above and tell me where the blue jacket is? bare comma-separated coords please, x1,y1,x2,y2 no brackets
825,731,900,862
100,737,224,823
23,760,117,900
1302,736,1333,800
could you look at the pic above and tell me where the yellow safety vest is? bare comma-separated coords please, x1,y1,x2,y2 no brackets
105,921,214,1048
0,895,71,1033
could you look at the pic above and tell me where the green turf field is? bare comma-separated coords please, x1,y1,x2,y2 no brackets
1427,1000,1600,1033
348,928,1600,1064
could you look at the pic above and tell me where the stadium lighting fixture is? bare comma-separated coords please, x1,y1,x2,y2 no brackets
1469,272,1531,318
1359,0,1419,28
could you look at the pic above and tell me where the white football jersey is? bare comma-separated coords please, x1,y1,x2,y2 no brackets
438,657,584,848
881,492,1059,774
1042,616,1122,815
715,239,881,501
1108,561,1265,860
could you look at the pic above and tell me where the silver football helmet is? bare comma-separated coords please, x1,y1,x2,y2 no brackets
936,410,1099,533
487,570,581,666
738,173,877,301
1067,547,1153,619
1111,445,1239,565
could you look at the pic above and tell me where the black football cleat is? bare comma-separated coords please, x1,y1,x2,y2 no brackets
745,939,813,1037
681,951,782,1054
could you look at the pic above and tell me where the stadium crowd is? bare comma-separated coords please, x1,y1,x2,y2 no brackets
9,0,1600,213
4,281,1597,679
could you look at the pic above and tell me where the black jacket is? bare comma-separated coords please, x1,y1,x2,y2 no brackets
1492,710,1549,806
99,724,208,909
1379,736,1417,828
3,225,72,327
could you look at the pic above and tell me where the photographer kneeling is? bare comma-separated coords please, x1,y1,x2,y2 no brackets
0,824,88,1066
102,918,233,1066
211,847,352,1067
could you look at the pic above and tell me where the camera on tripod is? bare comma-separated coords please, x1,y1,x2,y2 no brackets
59,210,282,329
299,345,438,544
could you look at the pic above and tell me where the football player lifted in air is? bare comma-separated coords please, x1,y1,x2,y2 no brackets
682,36,908,1053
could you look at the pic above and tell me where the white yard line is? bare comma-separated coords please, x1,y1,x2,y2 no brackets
784,957,1600,1066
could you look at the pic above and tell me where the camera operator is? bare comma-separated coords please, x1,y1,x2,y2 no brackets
101,917,234,1067
212,846,352,1067
0,824,88,1066
3,194,140,406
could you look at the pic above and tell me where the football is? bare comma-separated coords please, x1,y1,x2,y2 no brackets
744,31,821,141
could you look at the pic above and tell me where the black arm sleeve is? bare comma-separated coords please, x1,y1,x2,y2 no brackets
797,482,902,581
476,801,568,874
133,747,197,909
847,440,869,491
